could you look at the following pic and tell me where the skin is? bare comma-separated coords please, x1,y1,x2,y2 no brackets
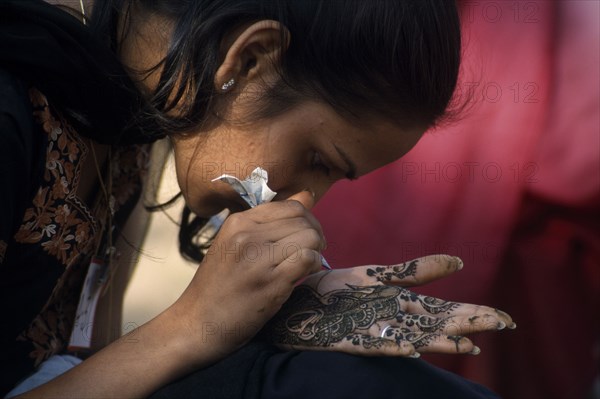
18,8,515,399
173,100,423,216
267,255,516,356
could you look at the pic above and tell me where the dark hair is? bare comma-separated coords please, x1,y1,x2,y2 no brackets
90,0,462,262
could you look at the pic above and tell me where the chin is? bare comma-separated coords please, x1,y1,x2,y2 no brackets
227,201,250,214
189,197,247,217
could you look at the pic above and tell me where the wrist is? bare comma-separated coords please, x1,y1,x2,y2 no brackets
161,297,235,369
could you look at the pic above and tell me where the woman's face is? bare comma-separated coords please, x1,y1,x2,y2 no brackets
171,101,425,217
118,16,425,216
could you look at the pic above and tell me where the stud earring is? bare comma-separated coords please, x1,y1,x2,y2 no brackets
221,78,236,91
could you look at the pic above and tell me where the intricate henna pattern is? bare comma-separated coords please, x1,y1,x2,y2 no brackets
396,314,450,333
418,296,461,314
262,285,401,348
262,279,462,351
395,287,461,316
345,334,388,350
366,260,418,282
382,328,465,351
381,327,435,349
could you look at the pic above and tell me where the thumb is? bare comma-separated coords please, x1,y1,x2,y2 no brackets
286,190,315,210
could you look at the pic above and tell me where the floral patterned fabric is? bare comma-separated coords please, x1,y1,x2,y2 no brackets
15,89,100,268
0,83,149,393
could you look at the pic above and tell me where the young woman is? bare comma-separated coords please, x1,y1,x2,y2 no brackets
0,0,515,397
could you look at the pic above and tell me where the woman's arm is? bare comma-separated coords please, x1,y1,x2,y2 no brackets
18,301,222,398
16,192,325,398
0,68,215,398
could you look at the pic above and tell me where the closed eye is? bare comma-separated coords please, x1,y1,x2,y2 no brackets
311,151,331,176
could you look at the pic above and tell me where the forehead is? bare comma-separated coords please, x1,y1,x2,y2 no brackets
308,102,426,176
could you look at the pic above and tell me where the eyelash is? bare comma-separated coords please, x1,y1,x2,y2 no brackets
311,151,331,176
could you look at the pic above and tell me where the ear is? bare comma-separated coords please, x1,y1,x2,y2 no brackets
214,20,290,91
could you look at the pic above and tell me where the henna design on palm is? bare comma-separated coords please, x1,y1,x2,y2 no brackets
395,287,461,316
384,328,438,349
345,333,388,350
261,281,462,352
382,327,465,351
366,260,418,282
418,296,461,314
262,284,402,349
396,314,450,333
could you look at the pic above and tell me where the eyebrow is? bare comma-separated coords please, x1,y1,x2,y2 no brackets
333,144,358,180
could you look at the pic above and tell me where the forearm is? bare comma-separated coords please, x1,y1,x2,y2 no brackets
16,304,214,399
14,195,326,397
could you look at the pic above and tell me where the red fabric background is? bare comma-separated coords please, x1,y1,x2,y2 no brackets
314,1,599,398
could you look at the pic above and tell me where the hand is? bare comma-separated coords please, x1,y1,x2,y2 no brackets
260,255,515,357
171,191,326,364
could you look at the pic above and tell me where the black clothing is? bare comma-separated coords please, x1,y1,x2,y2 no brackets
150,342,500,399
0,0,163,145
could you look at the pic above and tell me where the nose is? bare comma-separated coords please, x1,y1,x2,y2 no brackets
273,178,336,206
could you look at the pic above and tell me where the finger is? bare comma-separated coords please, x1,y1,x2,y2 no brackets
415,335,477,355
444,304,516,330
282,192,325,244
270,227,325,264
241,198,309,223
400,291,516,329
249,217,326,247
395,313,508,335
238,193,325,243
280,333,417,357
286,190,315,210
242,190,314,223
362,254,463,286
382,328,478,355
275,248,323,283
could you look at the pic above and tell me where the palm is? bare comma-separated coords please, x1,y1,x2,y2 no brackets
261,255,515,357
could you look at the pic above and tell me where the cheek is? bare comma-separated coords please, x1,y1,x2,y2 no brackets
261,163,301,199
267,167,339,202
172,146,192,196
171,145,224,215
259,155,316,200
173,158,208,213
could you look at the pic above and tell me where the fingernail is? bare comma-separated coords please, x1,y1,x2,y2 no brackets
496,321,506,330
508,322,517,329
303,188,316,198
409,352,421,359
454,256,464,270
470,346,481,355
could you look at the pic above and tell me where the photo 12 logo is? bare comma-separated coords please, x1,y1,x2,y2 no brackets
462,1,541,24
456,81,540,105
399,162,539,184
